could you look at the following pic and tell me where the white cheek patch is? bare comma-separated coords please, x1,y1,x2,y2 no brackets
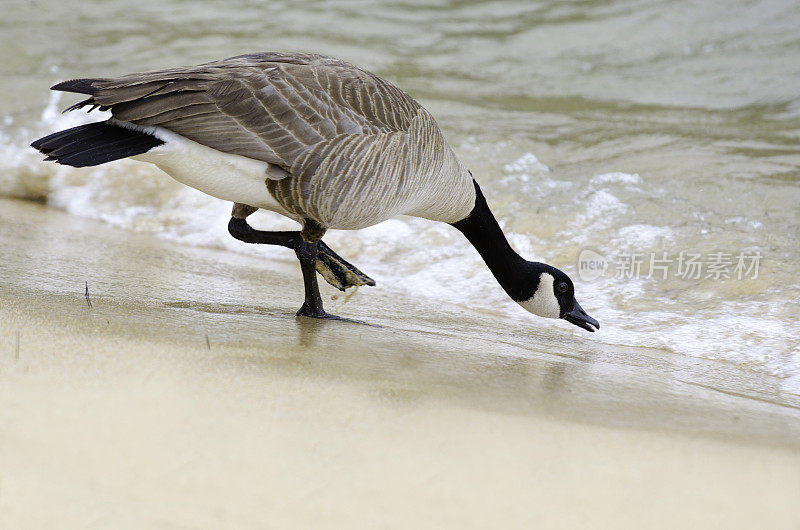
518,272,561,319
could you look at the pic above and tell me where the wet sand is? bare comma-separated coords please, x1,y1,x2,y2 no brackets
1,197,799,529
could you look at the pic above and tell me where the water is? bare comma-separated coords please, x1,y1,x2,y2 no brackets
2,0,799,397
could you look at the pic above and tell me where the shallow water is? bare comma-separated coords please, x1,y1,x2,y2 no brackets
1,0,799,397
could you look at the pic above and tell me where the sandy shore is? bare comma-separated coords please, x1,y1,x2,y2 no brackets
1,197,799,529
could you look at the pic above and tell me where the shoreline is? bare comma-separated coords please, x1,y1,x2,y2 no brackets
1,197,799,528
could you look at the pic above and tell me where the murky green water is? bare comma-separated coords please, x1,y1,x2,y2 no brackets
2,0,799,397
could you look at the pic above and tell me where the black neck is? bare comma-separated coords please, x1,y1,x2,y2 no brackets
450,180,535,302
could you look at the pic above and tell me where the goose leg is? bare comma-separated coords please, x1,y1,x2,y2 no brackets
228,216,298,248
227,217,374,290
294,219,347,319
294,238,337,318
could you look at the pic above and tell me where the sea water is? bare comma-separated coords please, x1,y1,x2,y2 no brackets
1,0,798,399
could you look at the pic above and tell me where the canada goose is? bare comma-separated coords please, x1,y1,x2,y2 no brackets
31,52,599,332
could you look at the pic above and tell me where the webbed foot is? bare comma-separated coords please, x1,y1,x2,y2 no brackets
316,241,376,291
295,301,344,320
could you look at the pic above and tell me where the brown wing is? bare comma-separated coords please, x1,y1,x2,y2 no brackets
82,52,423,169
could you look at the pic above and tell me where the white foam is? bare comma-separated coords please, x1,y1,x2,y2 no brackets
498,152,563,198
590,172,641,185
571,190,628,236
782,372,800,397
612,224,673,249
503,152,550,174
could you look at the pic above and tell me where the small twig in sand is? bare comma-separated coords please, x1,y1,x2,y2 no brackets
14,331,20,362
205,332,211,350
85,281,93,308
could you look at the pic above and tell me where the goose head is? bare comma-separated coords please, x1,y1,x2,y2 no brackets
516,264,599,332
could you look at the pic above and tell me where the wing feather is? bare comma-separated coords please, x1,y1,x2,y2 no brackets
66,52,423,169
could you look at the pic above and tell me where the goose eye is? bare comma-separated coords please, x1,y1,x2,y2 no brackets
557,282,569,294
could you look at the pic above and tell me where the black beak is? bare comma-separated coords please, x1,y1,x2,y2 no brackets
563,299,600,332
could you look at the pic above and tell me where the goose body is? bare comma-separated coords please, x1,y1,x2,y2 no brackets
32,52,599,331
84,53,473,229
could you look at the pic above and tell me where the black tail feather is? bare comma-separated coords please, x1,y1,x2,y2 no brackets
51,78,109,112
51,78,104,95
31,121,163,168
64,97,97,113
